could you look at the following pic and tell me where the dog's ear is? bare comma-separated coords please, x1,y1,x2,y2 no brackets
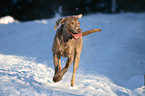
54,17,65,30
72,14,83,19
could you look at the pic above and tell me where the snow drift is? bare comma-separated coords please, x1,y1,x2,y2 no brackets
0,16,18,24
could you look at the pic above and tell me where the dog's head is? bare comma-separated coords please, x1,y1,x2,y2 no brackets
54,14,82,34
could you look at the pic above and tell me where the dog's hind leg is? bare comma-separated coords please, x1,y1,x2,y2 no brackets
53,54,62,75
53,54,74,82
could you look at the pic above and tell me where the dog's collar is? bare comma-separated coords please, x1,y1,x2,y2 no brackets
68,30,82,39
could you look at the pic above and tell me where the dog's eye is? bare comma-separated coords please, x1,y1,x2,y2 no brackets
78,22,80,26
71,22,74,25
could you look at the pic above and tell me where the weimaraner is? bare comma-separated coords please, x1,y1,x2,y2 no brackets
52,14,101,87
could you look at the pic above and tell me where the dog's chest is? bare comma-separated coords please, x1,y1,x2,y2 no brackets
54,38,79,57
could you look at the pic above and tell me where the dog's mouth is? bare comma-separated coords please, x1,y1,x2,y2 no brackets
68,29,82,39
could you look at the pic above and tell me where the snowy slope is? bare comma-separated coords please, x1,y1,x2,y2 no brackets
0,13,145,96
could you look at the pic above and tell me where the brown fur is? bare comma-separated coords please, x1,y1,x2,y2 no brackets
52,14,101,87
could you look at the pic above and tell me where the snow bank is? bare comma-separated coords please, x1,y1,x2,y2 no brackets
0,16,17,24
0,54,131,96
130,86,145,96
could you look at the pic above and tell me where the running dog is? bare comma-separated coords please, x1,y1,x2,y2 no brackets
52,14,101,87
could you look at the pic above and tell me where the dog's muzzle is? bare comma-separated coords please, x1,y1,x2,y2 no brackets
68,30,82,39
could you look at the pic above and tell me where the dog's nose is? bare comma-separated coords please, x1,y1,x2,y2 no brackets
77,29,82,33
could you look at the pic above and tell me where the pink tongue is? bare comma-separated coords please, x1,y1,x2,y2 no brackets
68,30,82,39
71,33,82,39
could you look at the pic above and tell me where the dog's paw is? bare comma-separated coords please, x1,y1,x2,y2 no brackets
53,74,62,82
71,83,74,87
71,79,75,87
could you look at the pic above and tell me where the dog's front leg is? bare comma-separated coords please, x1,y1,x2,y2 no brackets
53,54,62,75
71,39,83,87
71,55,80,87
53,54,74,82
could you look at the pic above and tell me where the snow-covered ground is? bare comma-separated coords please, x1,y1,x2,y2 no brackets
0,13,145,96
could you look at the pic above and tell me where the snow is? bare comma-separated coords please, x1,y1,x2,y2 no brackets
0,13,145,96
0,16,18,24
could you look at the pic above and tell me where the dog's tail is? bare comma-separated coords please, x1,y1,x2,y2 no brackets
82,29,102,36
